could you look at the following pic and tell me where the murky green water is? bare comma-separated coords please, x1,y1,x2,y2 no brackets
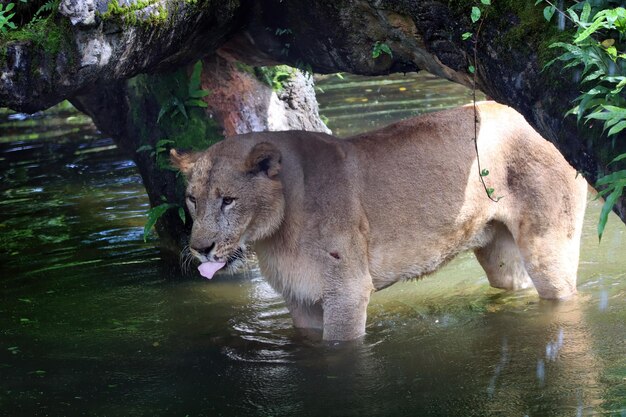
1,73,625,416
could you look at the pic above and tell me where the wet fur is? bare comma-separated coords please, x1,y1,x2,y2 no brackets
172,102,588,341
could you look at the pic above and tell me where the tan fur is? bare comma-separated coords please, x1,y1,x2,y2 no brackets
172,102,587,341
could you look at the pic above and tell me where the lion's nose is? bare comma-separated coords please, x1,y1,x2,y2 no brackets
193,242,215,257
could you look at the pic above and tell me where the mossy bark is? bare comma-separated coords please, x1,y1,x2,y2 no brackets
235,0,625,221
1,0,625,223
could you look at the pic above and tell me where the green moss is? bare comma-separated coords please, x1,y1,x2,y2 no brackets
446,0,576,68
100,0,168,26
0,12,71,56
254,65,295,92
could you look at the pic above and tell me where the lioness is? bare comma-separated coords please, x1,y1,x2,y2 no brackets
171,102,587,341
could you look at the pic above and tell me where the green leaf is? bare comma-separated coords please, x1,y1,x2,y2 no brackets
188,61,203,96
462,32,472,40
143,203,175,242
606,46,617,61
372,41,392,59
157,102,173,124
586,110,614,121
5,3,14,12
608,121,626,136
174,98,188,119
486,187,495,197
372,44,381,59
188,89,210,98
574,17,607,44
581,69,605,84
136,145,153,153
185,98,208,108
601,105,626,116
567,8,580,25
609,153,626,165
468,65,475,74
155,139,174,148
380,43,392,57
480,0,491,5
580,1,591,23
596,170,626,186
598,186,623,241
480,169,489,177
543,5,555,22
178,207,186,224
471,6,481,23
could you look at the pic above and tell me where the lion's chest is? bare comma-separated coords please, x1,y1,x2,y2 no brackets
254,244,324,304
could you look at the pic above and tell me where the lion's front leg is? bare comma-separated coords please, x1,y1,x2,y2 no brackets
322,287,371,341
321,248,374,341
285,299,323,331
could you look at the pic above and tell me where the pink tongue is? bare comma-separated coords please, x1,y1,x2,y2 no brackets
198,261,226,279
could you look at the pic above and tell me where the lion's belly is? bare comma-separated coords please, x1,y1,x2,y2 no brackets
367,215,494,290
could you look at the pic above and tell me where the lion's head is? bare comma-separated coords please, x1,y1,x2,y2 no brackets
171,140,285,278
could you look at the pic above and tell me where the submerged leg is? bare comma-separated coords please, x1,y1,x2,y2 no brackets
474,221,533,291
516,232,580,300
286,299,323,330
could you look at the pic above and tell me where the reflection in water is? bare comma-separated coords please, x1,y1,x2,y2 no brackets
487,337,509,398
1,76,625,416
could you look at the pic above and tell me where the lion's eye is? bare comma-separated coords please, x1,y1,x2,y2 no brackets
222,197,234,206
187,195,196,205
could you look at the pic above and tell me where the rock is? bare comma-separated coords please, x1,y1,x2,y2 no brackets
59,0,96,26
200,55,329,136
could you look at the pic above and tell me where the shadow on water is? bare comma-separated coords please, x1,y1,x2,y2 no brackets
0,74,625,416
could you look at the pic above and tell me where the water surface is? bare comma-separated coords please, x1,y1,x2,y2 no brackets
0,74,624,416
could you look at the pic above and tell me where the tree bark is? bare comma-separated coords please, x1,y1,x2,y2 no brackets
1,0,624,223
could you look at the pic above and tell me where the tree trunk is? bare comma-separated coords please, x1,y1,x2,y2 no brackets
2,0,624,224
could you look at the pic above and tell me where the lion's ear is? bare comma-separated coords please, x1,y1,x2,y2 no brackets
170,149,200,175
245,142,281,179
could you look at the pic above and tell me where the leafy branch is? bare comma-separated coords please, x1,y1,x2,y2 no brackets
0,3,18,33
157,60,210,123
372,41,392,59
539,0,626,240
0,0,57,33
143,199,186,242
463,0,501,202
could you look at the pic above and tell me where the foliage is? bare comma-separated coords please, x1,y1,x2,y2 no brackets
0,0,57,34
0,3,17,34
0,0,68,57
32,0,58,23
462,0,491,41
157,60,210,123
143,199,185,242
372,41,392,59
255,65,294,91
131,60,221,238
540,0,626,240
463,0,501,202
136,139,175,168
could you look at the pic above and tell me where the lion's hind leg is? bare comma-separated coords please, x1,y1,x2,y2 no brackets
474,221,534,291
514,229,581,300
513,180,586,300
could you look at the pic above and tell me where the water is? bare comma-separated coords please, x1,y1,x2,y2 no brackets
1,73,625,416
